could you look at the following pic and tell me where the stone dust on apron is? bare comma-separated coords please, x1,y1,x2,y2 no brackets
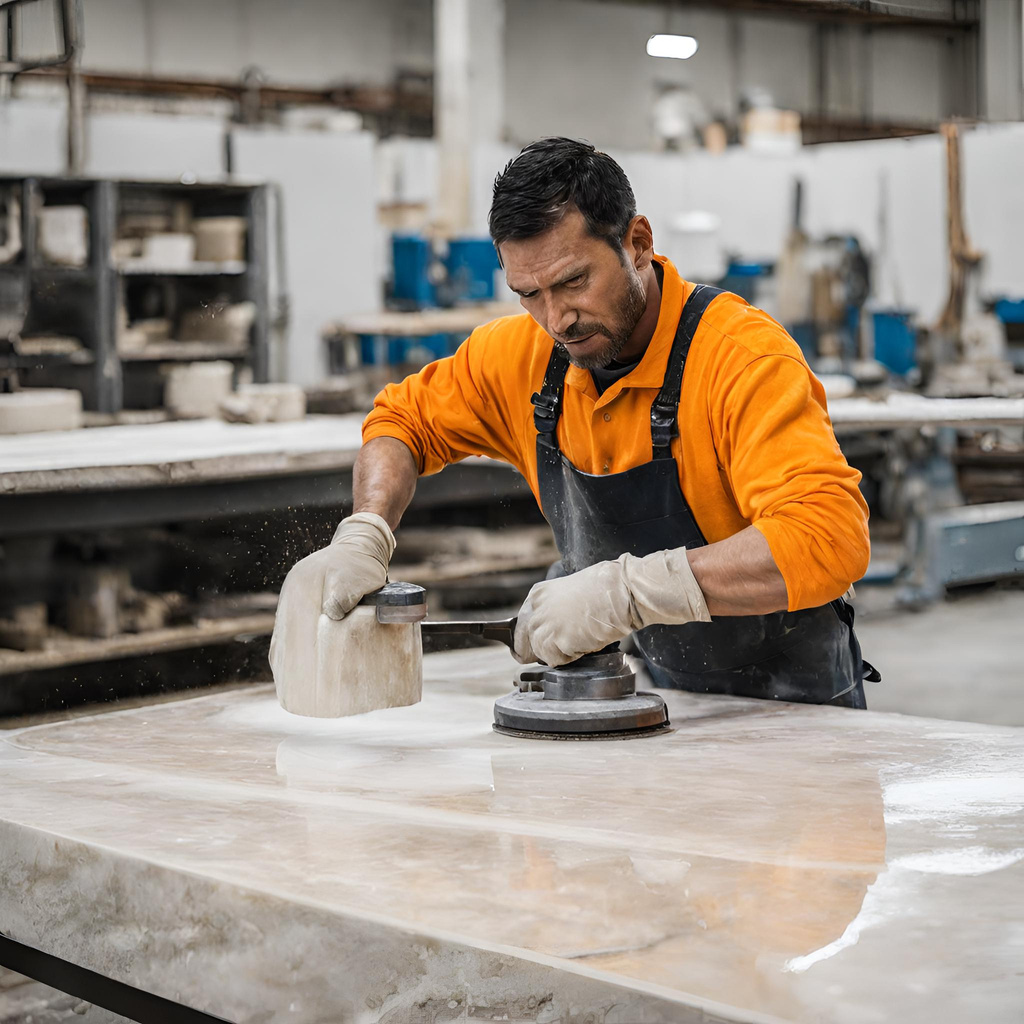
530,284,878,709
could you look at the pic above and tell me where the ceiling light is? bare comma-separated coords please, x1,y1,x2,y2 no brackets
646,34,698,60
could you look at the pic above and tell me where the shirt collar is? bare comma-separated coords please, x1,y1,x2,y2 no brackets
563,253,693,401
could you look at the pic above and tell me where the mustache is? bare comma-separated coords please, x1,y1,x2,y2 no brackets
560,322,608,342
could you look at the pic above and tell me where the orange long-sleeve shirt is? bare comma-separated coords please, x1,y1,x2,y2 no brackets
363,254,870,612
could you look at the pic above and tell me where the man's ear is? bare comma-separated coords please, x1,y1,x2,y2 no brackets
624,215,654,270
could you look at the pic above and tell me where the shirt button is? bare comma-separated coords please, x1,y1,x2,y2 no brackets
603,412,611,422
602,464,610,473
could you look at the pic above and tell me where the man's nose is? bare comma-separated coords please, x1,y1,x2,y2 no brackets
548,297,577,338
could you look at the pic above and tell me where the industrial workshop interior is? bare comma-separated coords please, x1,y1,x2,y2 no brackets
1,0,1023,1021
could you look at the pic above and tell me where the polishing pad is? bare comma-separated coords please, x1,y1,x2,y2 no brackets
493,650,670,740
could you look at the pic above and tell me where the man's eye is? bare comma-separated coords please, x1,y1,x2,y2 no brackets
566,275,585,287
520,291,538,300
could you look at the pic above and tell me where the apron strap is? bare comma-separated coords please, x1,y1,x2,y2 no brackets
651,283,724,457
531,344,571,448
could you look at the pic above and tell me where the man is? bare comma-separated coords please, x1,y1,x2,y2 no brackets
273,137,876,708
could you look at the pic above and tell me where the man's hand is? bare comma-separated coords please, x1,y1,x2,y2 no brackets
269,512,396,682
514,547,711,666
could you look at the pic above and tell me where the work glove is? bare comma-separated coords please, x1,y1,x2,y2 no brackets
514,548,711,667
270,512,396,678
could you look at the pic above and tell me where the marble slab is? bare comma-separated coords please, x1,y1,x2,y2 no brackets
1,648,1022,1023
0,415,363,494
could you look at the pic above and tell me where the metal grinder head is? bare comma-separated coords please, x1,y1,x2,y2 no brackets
493,649,670,741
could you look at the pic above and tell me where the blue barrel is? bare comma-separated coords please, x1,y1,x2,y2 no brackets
392,234,436,306
994,298,1024,324
446,238,501,302
358,333,455,366
872,310,917,375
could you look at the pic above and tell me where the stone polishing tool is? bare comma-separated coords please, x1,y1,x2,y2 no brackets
371,582,670,741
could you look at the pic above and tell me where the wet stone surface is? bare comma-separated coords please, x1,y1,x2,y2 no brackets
0,647,1022,1024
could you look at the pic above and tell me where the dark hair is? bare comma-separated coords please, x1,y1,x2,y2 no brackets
488,137,636,254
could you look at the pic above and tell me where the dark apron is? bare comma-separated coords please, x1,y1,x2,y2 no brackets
531,284,877,709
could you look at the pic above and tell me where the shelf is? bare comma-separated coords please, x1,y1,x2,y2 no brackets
116,260,247,276
3,349,95,366
0,612,274,676
0,263,95,278
119,341,250,361
0,175,269,415
32,264,94,277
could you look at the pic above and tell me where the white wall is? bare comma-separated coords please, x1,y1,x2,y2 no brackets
0,98,66,175
503,1,736,149
232,127,380,385
14,0,1021,152
18,0,432,86
501,0,984,150
86,111,226,179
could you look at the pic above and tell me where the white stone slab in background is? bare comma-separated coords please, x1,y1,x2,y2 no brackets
0,415,365,493
1,647,1022,1023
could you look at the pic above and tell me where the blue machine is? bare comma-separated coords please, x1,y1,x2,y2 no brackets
358,333,454,366
994,297,1024,371
391,233,437,307
391,233,501,309
446,238,502,303
872,310,917,375
994,298,1024,323
372,233,503,368
717,260,773,305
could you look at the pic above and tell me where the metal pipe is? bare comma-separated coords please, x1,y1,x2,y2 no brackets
60,0,84,175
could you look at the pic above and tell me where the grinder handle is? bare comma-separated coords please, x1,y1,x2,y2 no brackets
420,618,517,653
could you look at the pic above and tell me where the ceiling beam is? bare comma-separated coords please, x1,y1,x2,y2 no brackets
591,0,980,30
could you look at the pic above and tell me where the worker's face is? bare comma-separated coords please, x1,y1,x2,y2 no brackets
500,209,652,370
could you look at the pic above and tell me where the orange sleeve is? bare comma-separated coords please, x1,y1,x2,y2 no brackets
711,353,870,611
361,321,528,478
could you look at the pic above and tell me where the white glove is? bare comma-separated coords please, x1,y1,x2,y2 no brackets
321,512,396,619
270,512,396,680
514,548,711,667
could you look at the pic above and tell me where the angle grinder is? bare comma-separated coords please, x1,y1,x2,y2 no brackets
368,582,670,741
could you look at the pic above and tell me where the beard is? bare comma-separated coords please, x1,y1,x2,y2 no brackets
555,267,648,370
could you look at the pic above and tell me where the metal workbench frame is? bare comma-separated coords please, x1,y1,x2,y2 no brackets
0,932,231,1024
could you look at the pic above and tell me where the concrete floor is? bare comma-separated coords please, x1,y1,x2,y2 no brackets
856,586,1024,726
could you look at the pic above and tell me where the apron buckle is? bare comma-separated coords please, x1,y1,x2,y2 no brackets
650,401,679,448
532,390,561,435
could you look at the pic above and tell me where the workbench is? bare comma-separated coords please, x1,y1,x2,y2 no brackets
1,647,1022,1023
0,416,535,699
827,392,1024,432
322,303,521,373
0,414,530,538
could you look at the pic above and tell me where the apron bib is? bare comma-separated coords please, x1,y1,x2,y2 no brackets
531,284,877,708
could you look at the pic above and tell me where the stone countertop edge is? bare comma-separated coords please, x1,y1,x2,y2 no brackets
0,815,777,1024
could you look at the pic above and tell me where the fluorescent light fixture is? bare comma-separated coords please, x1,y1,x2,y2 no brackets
646,34,698,60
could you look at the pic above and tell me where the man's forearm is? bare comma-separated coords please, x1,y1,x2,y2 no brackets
686,525,789,616
352,437,419,532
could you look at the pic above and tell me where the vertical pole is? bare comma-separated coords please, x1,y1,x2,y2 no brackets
0,4,16,101
247,185,271,383
62,0,85,176
434,0,504,238
93,180,121,412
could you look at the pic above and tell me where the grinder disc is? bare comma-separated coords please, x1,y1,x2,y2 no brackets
492,689,670,740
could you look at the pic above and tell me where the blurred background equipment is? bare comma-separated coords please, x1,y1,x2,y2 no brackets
0,0,1020,729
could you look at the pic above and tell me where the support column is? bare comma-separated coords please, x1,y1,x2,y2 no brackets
434,0,505,236
980,0,1024,120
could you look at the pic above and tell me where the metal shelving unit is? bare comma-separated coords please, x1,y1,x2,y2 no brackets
0,176,270,413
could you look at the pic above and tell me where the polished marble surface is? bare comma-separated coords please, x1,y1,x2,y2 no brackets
1,648,1022,1023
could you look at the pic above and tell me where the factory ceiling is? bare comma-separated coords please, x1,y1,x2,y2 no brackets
592,0,980,30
